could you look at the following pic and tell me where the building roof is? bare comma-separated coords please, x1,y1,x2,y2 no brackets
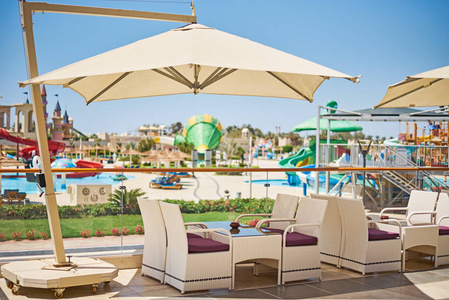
54,100,61,112
41,85,47,96
63,110,69,123
322,107,449,122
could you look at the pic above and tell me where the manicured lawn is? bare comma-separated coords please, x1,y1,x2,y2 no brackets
0,212,241,241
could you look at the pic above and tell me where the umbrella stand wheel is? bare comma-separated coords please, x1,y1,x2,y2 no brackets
103,281,110,286
54,289,64,298
6,279,13,289
11,285,20,295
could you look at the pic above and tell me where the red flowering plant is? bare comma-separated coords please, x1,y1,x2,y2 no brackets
80,229,90,238
12,231,22,240
40,232,49,239
122,227,130,236
135,225,144,235
0,233,4,241
26,231,36,240
248,218,260,227
95,229,105,237
111,228,120,236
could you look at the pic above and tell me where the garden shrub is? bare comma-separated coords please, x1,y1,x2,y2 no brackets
0,198,273,220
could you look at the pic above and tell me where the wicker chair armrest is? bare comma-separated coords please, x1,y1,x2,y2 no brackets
235,213,272,222
184,222,208,229
380,207,408,216
368,219,402,237
406,211,436,225
438,215,449,226
255,218,295,229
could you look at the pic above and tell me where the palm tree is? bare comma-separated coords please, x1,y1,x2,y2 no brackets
108,188,145,207
219,139,237,164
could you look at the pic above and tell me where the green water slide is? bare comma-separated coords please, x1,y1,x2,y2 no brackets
72,128,89,139
279,147,315,175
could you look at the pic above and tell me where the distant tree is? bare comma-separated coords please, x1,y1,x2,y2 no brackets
367,135,373,140
225,125,238,134
219,139,237,164
282,145,294,153
126,141,136,150
90,133,99,140
235,146,246,162
177,141,195,154
170,122,183,134
138,138,155,152
254,128,264,137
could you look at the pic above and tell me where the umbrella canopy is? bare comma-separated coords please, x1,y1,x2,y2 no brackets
51,158,76,168
292,117,363,133
19,24,359,103
374,65,449,108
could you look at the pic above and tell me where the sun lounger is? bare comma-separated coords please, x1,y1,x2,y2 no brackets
1,189,21,205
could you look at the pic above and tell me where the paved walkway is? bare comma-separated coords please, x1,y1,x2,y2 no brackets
1,258,448,299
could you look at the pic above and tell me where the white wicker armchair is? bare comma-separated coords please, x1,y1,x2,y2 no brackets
436,192,449,266
257,197,328,284
159,202,232,293
337,197,402,275
235,193,299,230
379,190,438,226
412,192,449,267
137,198,167,283
310,193,342,267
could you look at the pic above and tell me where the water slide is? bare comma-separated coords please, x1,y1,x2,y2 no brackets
0,128,65,159
72,127,89,140
279,145,349,188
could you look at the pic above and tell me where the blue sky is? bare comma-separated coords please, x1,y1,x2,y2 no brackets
1,0,448,138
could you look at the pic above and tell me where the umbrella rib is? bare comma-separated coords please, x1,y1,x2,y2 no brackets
267,71,312,102
200,67,223,89
152,69,192,88
66,76,86,87
167,67,194,87
375,78,443,108
86,72,131,105
200,69,237,90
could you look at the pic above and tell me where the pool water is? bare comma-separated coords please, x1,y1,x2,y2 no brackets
1,173,135,194
246,179,303,188
246,179,342,195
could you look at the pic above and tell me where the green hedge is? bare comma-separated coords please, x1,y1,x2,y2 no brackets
0,198,274,220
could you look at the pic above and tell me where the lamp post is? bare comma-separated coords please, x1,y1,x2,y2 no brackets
357,139,372,205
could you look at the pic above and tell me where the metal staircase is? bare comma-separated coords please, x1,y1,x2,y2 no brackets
382,170,419,195
383,146,449,194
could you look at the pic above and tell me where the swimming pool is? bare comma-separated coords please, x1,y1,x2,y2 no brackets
1,173,135,194
246,179,303,188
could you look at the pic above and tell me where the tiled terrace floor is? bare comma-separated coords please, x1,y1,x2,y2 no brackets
1,256,448,299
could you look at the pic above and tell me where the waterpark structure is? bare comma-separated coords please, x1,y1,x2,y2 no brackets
174,114,224,153
284,103,449,210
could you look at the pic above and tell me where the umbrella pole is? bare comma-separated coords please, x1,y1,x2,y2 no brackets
315,105,321,195
20,2,66,265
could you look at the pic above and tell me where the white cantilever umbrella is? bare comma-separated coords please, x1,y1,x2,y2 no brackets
20,24,359,103
374,65,449,108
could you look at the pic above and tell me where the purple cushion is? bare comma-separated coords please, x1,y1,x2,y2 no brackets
266,228,318,246
439,226,449,235
188,238,229,253
187,233,203,239
368,228,400,241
